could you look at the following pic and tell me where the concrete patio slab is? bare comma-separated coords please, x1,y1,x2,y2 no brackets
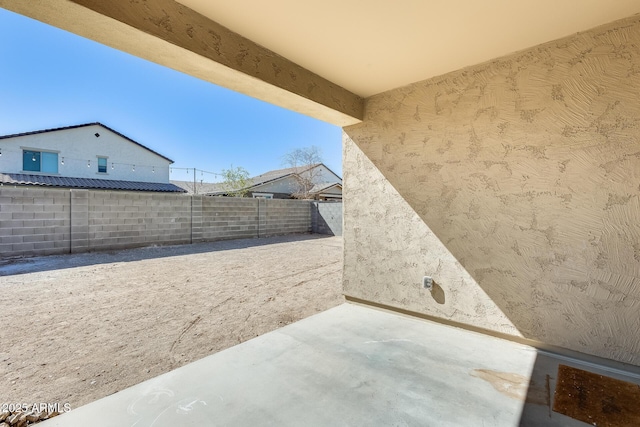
40,303,640,426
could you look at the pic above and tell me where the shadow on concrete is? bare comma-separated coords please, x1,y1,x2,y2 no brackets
519,352,566,426
0,233,335,277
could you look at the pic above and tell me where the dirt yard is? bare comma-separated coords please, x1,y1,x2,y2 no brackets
0,234,343,410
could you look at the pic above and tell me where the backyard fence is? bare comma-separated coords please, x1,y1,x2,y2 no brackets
0,187,342,258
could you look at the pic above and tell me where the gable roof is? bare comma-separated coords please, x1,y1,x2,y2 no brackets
203,163,342,196
309,182,342,194
248,164,317,186
0,122,174,164
170,180,222,195
247,163,341,188
1,173,186,193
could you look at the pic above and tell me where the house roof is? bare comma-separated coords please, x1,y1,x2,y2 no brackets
203,163,341,196
0,122,175,164
1,173,186,193
309,182,342,194
170,180,222,195
248,164,317,187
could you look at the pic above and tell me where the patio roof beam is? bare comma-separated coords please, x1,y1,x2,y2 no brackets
0,0,364,126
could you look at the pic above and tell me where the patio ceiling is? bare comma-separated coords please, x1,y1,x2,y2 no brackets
176,0,640,97
1,0,640,125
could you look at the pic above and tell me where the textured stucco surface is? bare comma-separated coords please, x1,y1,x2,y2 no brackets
343,16,640,365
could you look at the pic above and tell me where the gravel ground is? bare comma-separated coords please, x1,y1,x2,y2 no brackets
0,234,343,411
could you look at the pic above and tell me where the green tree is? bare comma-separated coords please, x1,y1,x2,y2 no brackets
220,165,250,197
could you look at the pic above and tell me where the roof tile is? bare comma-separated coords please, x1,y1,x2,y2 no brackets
0,173,186,193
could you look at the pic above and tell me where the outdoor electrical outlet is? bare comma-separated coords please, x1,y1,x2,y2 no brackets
422,276,433,291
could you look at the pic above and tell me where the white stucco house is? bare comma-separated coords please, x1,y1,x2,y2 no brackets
0,123,185,192
194,163,342,200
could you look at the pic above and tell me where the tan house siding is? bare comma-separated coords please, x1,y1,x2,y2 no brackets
343,15,640,365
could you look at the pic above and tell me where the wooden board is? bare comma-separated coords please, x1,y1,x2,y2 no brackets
553,364,640,426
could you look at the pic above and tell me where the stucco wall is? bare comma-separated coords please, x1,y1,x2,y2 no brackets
0,124,171,183
343,16,640,365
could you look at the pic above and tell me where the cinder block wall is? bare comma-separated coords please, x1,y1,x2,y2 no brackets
343,15,640,366
312,202,343,236
200,197,258,241
1,188,315,258
262,199,311,236
0,187,71,257
87,191,192,251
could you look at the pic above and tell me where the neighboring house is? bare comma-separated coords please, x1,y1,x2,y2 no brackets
170,179,221,195
0,123,185,192
308,182,343,201
201,163,342,200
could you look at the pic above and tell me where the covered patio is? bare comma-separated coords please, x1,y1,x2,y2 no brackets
39,303,640,426
2,1,640,425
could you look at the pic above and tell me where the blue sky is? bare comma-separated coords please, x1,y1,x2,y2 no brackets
0,8,342,181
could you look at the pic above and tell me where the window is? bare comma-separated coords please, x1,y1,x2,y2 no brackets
97,157,107,173
23,150,58,173
252,193,273,199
